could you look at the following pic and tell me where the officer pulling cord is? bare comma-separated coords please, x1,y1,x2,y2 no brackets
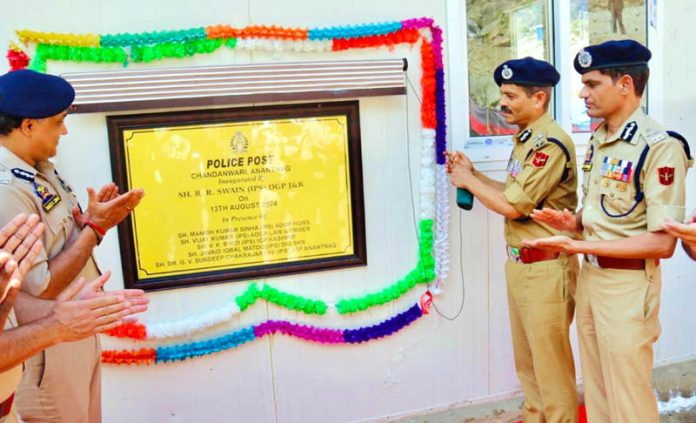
405,71,690,319
406,73,466,321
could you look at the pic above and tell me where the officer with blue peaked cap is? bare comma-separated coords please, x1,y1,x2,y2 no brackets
0,69,75,118
524,38,692,423
494,56,560,87
0,68,146,422
447,54,580,422
573,39,652,74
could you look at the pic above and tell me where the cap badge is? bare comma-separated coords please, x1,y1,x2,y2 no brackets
501,64,513,80
578,49,593,68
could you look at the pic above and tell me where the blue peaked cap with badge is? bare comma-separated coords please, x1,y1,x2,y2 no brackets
574,39,651,74
493,57,560,87
0,69,75,118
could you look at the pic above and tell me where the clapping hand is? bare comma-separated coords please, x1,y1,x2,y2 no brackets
530,208,579,232
0,214,44,333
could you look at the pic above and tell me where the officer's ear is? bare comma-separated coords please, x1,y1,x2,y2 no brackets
617,74,634,96
18,118,39,137
532,89,550,110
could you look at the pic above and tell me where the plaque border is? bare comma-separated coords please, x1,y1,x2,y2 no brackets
107,101,366,291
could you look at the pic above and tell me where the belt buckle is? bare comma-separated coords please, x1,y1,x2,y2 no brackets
507,246,522,263
586,254,600,267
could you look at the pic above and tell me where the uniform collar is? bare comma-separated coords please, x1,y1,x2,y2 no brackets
35,159,56,176
594,107,646,146
0,147,37,176
0,148,55,180
514,112,553,144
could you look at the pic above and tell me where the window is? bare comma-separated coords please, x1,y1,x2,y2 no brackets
569,0,647,133
453,0,649,152
466,0,552,137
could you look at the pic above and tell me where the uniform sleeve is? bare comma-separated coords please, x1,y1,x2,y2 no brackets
503,142,569,216
0,186,51,296
643,137,689,231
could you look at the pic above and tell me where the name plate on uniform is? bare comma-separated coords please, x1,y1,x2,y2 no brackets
108,101,366,291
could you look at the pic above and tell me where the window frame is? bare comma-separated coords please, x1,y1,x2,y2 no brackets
446,0,662,168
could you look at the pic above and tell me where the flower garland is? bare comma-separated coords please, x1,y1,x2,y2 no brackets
331,28,420,51
16,30,100,47
240,25,308,40
335,219,434,313
9,17,452,356
234,38,332,53
206,25,310,41
106,223,432,341
205,25,243,39
10,22,420,70
308,21,403,40
102,303,425,365
236,282,328,314
101,28,209,47
399,17,450,291
6,49,29,71
29,44,127,73
130,38,228,63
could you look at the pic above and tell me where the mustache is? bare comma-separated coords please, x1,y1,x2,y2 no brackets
500,106,511,114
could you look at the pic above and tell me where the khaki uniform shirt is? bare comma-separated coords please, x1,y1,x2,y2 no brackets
0,310,22,423
581,108,690,240
503,113,579,247
0,148,100,296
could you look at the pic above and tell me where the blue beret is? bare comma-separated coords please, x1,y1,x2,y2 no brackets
493,57,560,87
574,39,651,74
0,70,75,118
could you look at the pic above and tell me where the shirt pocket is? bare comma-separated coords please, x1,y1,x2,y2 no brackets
42,209,71,255
598,178,638,218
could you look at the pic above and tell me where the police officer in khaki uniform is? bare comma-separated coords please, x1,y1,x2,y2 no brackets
448,57,579,422
0,213,148,423
0,69,145,422
525,40,692,422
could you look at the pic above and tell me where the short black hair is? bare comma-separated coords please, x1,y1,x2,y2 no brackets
599,65,650,96
520,85,552,108
0,113,23,136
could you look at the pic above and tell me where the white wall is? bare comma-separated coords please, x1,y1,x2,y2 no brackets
654,0,696,364
1,1,695,422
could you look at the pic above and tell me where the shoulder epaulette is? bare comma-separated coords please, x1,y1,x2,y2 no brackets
643,126,668,146
0,167,9,185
